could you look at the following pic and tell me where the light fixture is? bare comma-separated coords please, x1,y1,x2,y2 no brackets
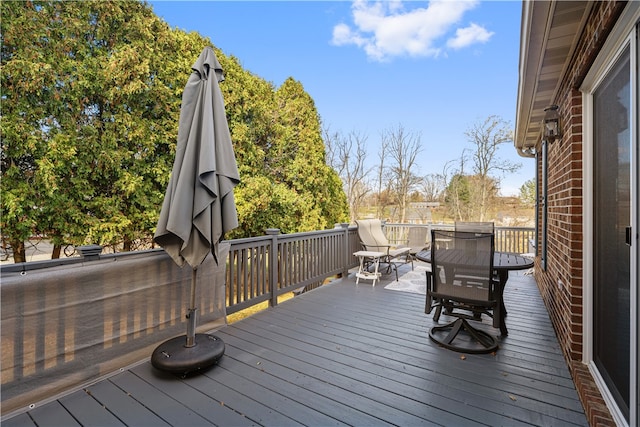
543,105,561,143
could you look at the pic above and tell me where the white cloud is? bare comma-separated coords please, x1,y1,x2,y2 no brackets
332,23,366,47
447,22,494,49
331,0,492,62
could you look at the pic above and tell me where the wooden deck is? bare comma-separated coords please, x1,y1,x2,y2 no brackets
3,262,587,426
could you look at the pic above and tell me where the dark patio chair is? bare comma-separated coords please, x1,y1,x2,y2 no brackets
425,229,500,353
454,221,495,234
455,221,499,284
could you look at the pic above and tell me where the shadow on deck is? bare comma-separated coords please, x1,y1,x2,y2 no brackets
4,261,587,426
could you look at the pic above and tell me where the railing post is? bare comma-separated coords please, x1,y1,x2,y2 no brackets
338,223,350,278
265,228,280,307
77,244,103,260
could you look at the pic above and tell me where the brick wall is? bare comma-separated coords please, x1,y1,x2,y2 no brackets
532,2,627,426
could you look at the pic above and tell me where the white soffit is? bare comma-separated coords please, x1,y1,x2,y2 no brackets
515,0,591,153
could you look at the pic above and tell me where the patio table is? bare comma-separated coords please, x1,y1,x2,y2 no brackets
415,250,534,335
353,250,386,286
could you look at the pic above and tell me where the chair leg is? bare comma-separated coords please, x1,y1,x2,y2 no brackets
433,304,442,322
496,302,508,336
429,318,498,354
380,257,392,274
425,295,433,314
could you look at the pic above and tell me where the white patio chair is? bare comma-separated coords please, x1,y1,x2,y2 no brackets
355,219,411,281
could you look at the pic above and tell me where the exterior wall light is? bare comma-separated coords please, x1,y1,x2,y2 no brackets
543,105,561,142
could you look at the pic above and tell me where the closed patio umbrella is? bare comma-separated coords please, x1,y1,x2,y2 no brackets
151,46,240,375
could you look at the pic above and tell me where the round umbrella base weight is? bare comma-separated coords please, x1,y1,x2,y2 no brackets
151,333,225,375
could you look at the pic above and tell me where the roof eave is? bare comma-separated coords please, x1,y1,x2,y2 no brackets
514,0,591,155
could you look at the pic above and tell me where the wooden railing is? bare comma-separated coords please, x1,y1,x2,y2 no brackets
384,223,535,254
0,222,532,416
224,225,361,314
0,224,363,416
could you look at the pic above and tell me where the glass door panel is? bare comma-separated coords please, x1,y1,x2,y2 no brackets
593,45,631,421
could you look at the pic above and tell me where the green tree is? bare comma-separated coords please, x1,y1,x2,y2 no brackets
520,178,536,206
1,1,206,258
221,72,349,237
1,1,348,262
217,53,275,177
467,174,499,220
231,176,310,236
274,78,348,229
445,173,471,221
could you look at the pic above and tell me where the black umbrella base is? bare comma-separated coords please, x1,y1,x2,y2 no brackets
151,333,225,375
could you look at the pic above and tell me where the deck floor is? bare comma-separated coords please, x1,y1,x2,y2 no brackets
4,262,588,426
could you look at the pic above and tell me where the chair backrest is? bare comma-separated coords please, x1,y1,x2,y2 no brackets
454,221,495,234
355,219,389,251
430,229,495,303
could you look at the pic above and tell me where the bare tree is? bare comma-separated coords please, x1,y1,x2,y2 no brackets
465,116,521,220
421,173,446,202
323,126,341,172
374,136,390,219
324,127,370,222
384,124,423,223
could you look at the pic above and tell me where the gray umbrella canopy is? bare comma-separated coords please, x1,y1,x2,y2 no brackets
154,46,240,268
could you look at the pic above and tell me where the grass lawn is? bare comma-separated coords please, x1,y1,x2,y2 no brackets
226,292,295,324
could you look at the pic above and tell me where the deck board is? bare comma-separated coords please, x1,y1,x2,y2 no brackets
58,388,126,426
239,302,585,419
87,380,172,427
219,327,529,426
20,400,80,427
131,363,254,426
108,371,217,427
3,262,588,426
217,323,473,426
1,413,38,427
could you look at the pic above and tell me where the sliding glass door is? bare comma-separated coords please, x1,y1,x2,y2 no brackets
593,44,632,422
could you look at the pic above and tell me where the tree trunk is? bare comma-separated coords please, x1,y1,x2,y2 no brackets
11,240,26,263
123,237,132,252
52,244,62,259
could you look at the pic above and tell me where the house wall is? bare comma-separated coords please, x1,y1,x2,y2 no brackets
532,2,627,426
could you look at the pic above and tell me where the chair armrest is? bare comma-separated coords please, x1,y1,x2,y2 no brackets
361,244,392,254
388,238,409,246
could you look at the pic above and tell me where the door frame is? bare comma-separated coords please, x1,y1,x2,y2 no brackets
582,5,639,426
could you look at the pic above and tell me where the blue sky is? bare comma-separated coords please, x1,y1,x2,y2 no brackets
150,0,533,196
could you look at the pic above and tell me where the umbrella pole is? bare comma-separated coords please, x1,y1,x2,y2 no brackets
150,259,225,375
186,267,198,347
